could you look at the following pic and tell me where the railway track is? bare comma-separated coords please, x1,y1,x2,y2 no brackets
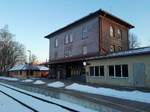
0,83,79,112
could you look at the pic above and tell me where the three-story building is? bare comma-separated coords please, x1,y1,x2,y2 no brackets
45,9,134,80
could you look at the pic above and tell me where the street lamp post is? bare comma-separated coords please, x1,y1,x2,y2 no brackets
27,50,31,64
27,50,31,78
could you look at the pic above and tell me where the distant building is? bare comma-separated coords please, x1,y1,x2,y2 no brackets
45,9,134,80
9,64,49,79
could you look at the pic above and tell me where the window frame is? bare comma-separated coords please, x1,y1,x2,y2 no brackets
69,34,73,43
89,66,105,77
89,66,94,76
82,26,88,39
108,64,128,78
110,25,114,37
110,45,115,52
117,29,122,40
64,34,69,44
55,38,58,47
82,46,87,55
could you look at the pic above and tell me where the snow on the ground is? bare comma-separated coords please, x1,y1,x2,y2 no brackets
47,81,65,88
0,83,97,112
21,79,33,83
33,80,45,84
0,92,32,112
0,84,69,112
66,83,150,104
0,76,18,81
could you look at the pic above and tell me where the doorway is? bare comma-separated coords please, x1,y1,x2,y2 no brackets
133,63,145,87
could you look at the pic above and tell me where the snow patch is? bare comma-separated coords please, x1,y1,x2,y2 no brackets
66,83,150,103
21,79,33,83
0,76,18,81
33,80,46,84
0,83,98,112
0,92,32,112
47,81,65,88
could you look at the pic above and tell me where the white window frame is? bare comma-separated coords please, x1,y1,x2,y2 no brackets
69,34,73,43
109,65,128,78
65,34,69,44
55,39,58,47
110,25,114,37
83,46,87,55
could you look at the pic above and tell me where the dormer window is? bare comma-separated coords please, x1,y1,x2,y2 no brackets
110,26,114,37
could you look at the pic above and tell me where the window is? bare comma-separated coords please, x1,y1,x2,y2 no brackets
89,66,105,77
110,45,115,52
64,48,72,57
90,67,94,76
69,34,73,42
65,35,69,44
82,26,88,39
117,29,122,39
55,39,58,47
118,46,122,51
100,66,104,76
122,65,128,77
109,65,114,76
83,46,87,55
115,65,121,77
109,65,128,77
68,48,72,57
95,66,99,76
110,26,114,37
64,49,69,57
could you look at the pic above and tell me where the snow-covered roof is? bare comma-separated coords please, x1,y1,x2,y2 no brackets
36,66,49,71
9,64,49,71
87,47,150,60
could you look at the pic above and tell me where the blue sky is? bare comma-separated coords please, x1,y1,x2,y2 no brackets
0,0,149,62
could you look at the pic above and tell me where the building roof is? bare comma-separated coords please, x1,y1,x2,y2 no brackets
9,64,49,71
86,47,150,61
45,9,134,39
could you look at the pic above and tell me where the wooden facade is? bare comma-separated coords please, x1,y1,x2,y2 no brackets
9,64,49,79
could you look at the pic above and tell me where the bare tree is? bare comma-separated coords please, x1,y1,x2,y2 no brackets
0,25,26,73
30,54,38,64
129,33,140,49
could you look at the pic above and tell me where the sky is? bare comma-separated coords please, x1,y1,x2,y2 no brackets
0,0,149,62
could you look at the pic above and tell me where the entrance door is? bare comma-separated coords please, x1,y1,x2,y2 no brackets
133,63,145,87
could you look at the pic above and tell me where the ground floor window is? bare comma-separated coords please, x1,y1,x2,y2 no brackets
108,64,128,77
90,67,94,76
89,66,104,76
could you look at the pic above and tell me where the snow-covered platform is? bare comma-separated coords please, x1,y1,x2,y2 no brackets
0,77,150,112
